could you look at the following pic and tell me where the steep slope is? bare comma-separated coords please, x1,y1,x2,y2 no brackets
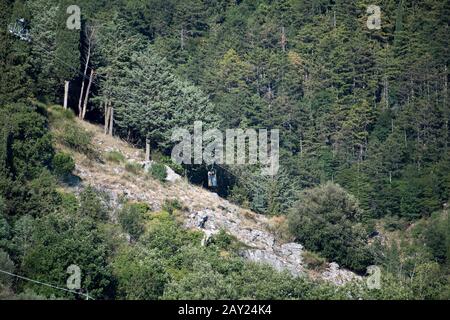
61,117,359,285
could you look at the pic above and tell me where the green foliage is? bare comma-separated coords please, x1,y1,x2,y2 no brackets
79,186,107,221
0,0,34,105
104,150,125,164
302,251,327,272
153,153,183,175
125,161,142,175
10,215,34,263
118,202,148,241
0,249,14,289
208,229,242,252
59,123,94,156
94,17,220,151
112,246,168,300
1,0,449,300
22,211,113,299
47,105,75,122
140,211,202,259
162,198,183,214
383,215,409,232
412,211,449,266
52,152,75,177
58,191,79,215
21,170,61,217
150,163,167,182
0,103,54,182
288,182,373,272
54,0,80,82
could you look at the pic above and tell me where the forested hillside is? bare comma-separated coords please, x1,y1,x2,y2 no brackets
0,0,449,300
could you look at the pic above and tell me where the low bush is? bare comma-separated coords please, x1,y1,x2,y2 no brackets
383,215,409,232
162,198,183,214
79,186,108,220
118,203,149,241
104,150,125,164
125,162,142,175
60,124,94,156
150,163,167,182
153,153,184,175
52,152,75,177
302,251,327,271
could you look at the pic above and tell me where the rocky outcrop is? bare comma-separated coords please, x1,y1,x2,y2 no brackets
69,120,361,286
321,262,361,285
184,208,360,283
242,243,304,276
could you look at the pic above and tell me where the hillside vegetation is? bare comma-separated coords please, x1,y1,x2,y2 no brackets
0,0,449,299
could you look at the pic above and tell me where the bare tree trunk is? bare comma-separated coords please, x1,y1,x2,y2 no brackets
108,106,114,136
78,50,89,117
78,26,96,118
63,80,69,109
299,138,303,157
444,65,448,151
383,77,389,109
280,26,287,52
81,69,95,120
145,136,151,162
180,27,185,50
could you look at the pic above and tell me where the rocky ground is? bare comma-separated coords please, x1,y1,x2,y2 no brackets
67,119,360,286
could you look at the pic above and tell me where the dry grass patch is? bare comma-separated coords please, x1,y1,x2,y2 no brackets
266,215,292,242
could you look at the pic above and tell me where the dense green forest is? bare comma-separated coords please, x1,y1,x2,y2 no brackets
0,0,449,300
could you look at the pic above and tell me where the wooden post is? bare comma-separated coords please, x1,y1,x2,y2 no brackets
104,102,110,135
108,106,113,136
145,136,151,162
63,80,69,109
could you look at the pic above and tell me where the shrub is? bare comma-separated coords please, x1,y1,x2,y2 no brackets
48,105,75,121
162,198,183,214
79,186,107,220
209,230,242,251
23,170,62,217
0,104,54,181
153,153,184,175
0,250,15,289
384,215,409,232
302,251,327,271
288,182,373,272
150,163,167,182
59,192,79,214
22,211,112,299
112,247,168,299
118,203,148,241
60,124,94,156
52,152,75,177
125,161,142,175
266,215,292,242
104,150,125,164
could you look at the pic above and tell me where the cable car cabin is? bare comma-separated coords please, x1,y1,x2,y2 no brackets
207,170,217,188
8,18,31,42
